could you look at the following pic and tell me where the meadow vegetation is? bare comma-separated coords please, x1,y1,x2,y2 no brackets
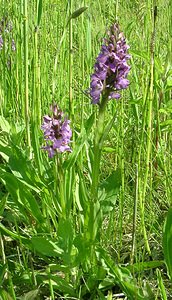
0,0,172,299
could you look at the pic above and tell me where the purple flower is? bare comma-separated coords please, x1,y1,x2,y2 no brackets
90,23,131,104
41,104,72,158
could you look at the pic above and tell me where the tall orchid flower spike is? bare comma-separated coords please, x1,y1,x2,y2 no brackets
90,23,131,203
90,23,130,104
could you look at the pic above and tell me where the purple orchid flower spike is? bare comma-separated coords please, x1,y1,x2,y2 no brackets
90,23,131,104
41,104,72,158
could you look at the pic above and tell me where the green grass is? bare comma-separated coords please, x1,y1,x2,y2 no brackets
0,0,172,299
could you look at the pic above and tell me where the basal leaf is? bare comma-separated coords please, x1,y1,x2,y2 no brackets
156,269,168,300
99,169,121,213
31,236,63,257
0,223,29,246
0,115,11,133
0,167,44,224
127,260,164,273
87,201,102,241
97,247,155,300
163,207,172,281
0,140,11,162
58,218,74,262
44,274,76,297
18,289,39,300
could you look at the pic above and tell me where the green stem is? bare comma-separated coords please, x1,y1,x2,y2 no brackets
69,0,73,119
118,95,125,254
48,267,55,300
23,0,31,149
33,26,41,127
91,97,108,202
140,3,157,255
31,2,43,175
81,0,85,127
55,156,66,219
115,0,119,20
131,164,138,264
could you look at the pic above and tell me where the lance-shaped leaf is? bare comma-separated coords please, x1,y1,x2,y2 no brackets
163,208,172,281
37,0,42,27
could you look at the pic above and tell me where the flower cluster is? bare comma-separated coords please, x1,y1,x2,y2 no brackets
0,17,16,51
41,104,72,158
90,23,130,104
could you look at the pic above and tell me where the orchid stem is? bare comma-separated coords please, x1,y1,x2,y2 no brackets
91,96,108,202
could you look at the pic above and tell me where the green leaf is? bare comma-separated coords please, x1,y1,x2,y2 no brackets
129,50,150,61
100,169,121,193
85,201,102,242
97,247,155,300
18,289,39,300
0,264,8,284
0,116,11,133
98,277,115,290
0,223,29,245
0,193,8,215
31,236,63,257
0,289,13,300
75,172,88,216
156,269,167,300
97,290,107,299
103,147,116,153
47,263,70,273
58,219,74,263
64,168,74,216
44,274,76,297
74,234,89,263
127,260,164,273
100,114,117,148
8,146,42,192
64,113,94,169
167,76,172,87
37,0,42,27
0,167,44,224
0,142,43,193
99,169,121,213
0,167,28,219
163,207,172,281
0,140,12,162
160,119,172,128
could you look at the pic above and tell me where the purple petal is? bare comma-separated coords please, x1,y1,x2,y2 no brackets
115,78,130,90
108,92,121,99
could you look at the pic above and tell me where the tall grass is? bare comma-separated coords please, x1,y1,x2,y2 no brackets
0,0,172,299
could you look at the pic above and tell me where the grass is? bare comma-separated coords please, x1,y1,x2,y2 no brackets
0,0,172,299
